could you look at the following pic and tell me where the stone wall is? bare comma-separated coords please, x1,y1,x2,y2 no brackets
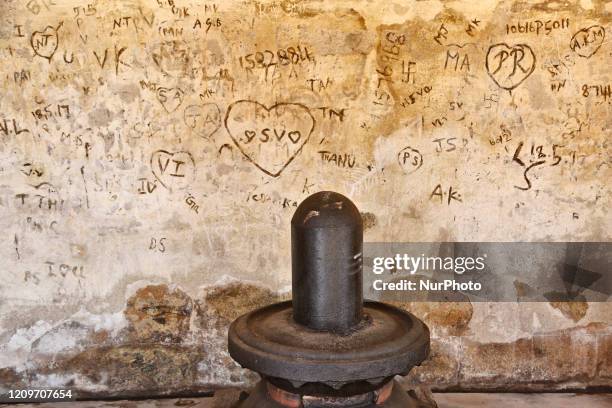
0,0,610,397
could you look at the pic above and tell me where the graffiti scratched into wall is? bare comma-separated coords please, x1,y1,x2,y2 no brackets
0,0,610,397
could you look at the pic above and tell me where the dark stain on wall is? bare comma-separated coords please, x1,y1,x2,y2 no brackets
125,285,194,343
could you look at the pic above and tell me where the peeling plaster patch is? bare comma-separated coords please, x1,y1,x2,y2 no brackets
402,337,461,389
361,212,377,230
32,322,85,354
550,301,589,322
200,280,283,326
70,308,128,337
405,323,612,391
1,321,54,368
125,284,193,343
31,373,81,388
0,311,127,370
468,302,529,343
196,353,257,388
124,280,173,300
394,302,474,337
6,320,54,350
59,345,206,394
0,367,24,391
27,372,109,394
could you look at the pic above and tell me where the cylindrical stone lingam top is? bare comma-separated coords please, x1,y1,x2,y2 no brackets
291,191,363,332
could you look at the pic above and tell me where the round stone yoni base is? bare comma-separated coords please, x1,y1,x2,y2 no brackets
236,380,432,408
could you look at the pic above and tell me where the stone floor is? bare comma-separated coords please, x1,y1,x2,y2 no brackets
1,390,611,407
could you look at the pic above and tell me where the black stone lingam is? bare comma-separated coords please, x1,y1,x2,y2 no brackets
228,191,431,407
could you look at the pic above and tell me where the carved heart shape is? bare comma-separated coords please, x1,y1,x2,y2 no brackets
570,25,606,58
485,43,536,91
224,100,315,177
183,103,221,139
156,87,184,113
150,150,195,190
30,25,59,60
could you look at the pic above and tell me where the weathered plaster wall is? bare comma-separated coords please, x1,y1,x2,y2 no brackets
0,0,610,397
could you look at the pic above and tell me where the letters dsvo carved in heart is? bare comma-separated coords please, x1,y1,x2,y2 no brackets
486,43,536,91
224,100,316,177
